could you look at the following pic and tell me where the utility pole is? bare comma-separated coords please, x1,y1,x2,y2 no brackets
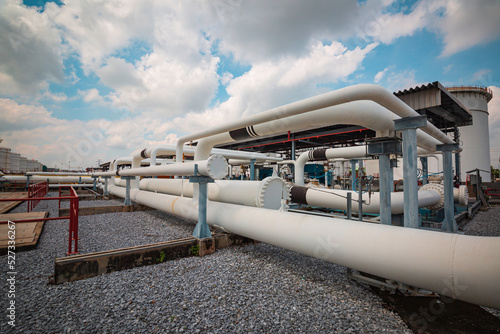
68,161,71,171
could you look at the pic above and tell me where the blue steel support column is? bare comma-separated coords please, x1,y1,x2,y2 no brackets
346,192,352,220
92,177,97,191
394,116,427,229
26,175,30,189
103,177,109,196
379,154,392,224
250,159,256,181
122,176,134,206
291,140,296,161
367,138,401,226
350,160,357,190
357,160,363,221
190,173,214,239
420,157,428,185
437,143,460,233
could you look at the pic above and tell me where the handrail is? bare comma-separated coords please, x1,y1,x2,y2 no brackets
0,186,80,255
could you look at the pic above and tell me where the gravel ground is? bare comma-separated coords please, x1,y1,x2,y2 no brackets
1,192,412,333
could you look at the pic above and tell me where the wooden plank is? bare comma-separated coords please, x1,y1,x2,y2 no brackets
0,192,29,213
53,233,256,284
0,211,48,255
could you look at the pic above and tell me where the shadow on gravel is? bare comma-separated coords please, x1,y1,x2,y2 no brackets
371,287,500,334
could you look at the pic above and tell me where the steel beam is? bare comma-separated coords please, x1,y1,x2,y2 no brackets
437,143,460,233
394,116,427,229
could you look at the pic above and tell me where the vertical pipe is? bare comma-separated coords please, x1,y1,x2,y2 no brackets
192,182,212,239
250,159,256,181
124,178,132,206
420,157,428,185
346,192,352,220
104,177,109,196
454,126,461,184
340,162,345,190
358,160,363,221
379,154,392,224
402,128,419,228
440,147,458,232
350,160,357,190
291,140,296,161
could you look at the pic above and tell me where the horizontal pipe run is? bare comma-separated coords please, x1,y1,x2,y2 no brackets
140,177,289,210
0,175,94,184
193,101,444,162
93,155,229,180
177,84,453,161
106,186,500,310
289,186,442,214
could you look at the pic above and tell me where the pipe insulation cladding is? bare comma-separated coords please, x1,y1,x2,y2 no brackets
106,185,500,310
0,175,95,184
176,84,454,161
193,101,444,161
94,155,229,179
289,185,444,214
140,177,290,210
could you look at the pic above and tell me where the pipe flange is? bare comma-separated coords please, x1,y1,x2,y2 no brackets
454,185,469,206
420,183,444,210
257,176,291,210
206,154,228,179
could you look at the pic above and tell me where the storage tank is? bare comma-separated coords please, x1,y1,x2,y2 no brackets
19,156,27,173
9,153,20,173
447,86,493,182
0,147,11,173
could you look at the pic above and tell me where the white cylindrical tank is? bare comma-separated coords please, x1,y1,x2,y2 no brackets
10,153,20,173
0,147,11,173
448,86,493,182
19,156,27,173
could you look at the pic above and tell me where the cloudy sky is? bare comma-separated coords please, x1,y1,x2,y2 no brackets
0,0,499,170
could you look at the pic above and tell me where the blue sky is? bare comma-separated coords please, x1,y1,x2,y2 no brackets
0,0,499,169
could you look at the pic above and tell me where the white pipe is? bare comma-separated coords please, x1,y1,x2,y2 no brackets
26,172,91,176
140,177,289,209
193,101,444,162
94,155,228,179
177,84,454,162
290,186,443,214
133,145,281,166
295,146,433,186
107,185,500,310
1,175,94,184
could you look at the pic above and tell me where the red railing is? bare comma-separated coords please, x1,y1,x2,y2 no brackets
27,181,49,212
485,188,500,197
0,185,80,255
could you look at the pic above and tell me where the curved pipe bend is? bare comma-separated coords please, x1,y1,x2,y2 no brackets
177,84,454,162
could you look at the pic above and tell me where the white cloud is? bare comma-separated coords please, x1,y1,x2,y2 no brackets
0,0,65,96
374,67,389,83
383,69,424,92
48,0,155,73
436,0,500,57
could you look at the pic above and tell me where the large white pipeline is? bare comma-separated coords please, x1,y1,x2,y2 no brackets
294,146,436,186
140,177,289,210
0,175,95,184
133,145,282,167
192,101,445,162
94,155,228,180
289,185,443,214
176,84,454,162
106,185,500,310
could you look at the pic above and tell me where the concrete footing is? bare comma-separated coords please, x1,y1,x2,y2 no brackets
52,233,255,284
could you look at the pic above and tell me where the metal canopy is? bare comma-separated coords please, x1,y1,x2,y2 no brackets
394,81,472,128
